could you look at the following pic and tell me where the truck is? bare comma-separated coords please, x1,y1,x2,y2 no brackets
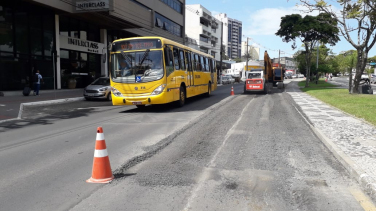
243,51,284,94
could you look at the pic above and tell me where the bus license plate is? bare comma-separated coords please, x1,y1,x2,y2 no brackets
132,102,142,105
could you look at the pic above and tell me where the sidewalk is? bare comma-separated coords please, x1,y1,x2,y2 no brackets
0,89,84,122
286,81,376,200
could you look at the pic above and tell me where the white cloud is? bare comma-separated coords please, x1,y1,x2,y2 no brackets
246,5,317,36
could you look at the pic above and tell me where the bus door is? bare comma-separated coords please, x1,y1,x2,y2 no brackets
177,49,187,88
210,59,217,88
164,45,178,101
185,51,194,95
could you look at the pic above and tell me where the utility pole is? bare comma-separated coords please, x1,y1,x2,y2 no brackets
246,37,249,79
316,41,319,84
219,21,223,84
279,49,281,68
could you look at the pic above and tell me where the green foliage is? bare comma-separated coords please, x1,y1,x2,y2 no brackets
276,13,340,87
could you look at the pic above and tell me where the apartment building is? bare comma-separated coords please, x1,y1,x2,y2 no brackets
0,0,185,91
185,4,222,61
215,13,242,59
241,41,260,61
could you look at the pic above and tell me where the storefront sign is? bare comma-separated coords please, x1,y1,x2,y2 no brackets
75,0,111,12
60,35,105,54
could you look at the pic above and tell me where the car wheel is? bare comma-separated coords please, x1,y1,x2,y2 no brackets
85,97,91,101
107,93,112,101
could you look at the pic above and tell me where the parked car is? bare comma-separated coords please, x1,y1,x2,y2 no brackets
291,74,297,79
285,72,292,79
222,76,234,84
297,74,304,78
83,77,112,101
371,74,376,84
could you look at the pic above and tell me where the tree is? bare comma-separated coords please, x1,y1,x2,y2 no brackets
276,13,340,87
298,0,376,93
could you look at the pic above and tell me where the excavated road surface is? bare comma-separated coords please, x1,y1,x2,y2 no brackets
71,89,368,211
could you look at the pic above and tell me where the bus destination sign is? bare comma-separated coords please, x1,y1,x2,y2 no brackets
112,39,161,52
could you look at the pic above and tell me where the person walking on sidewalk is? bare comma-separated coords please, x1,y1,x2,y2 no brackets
33,70,43,96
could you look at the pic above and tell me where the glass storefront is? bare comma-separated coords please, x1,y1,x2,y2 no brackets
59,16,101,89
0,2,55,91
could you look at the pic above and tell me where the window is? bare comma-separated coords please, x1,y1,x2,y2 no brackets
173,48,180,70
205,57,210,72
155,12,182,37
179,50,185,70
200,56,205,72
238,27,242,44
199,35,208,43
228,24,232,42
186,52,192,72
0,6,13,52
164,46,174,76
155,18,163,28
194,54,199,71
160,0,182,14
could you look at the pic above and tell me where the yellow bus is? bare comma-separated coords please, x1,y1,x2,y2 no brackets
109,36,217,107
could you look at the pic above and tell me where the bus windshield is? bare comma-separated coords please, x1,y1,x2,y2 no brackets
111,50,164,83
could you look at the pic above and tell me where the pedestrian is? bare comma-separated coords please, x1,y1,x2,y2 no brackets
33,70,43,96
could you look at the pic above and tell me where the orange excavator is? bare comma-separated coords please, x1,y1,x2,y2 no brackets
263,50,284,87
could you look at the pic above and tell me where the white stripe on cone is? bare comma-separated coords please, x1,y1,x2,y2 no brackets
96,133,104,141
94,149,109,158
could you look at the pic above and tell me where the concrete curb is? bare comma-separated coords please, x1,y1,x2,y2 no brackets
293,104,376,201
17,97,85,119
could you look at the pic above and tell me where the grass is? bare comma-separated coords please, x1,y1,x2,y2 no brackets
298,79,376,126
298,78,338,88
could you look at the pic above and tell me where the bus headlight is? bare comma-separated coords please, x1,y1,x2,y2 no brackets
151,84,166,95
111,87,123,97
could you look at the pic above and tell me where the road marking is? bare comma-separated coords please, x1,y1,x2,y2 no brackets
350,188,376,211
183,97,255,211
0,104,5,106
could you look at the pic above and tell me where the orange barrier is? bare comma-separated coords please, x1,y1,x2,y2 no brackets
86,127,114,183
231,86,234,95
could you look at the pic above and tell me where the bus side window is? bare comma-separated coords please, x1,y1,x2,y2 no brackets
212,59,216,73
173,47,180,70
186,52,192,72
208,59,213,73
200,56,205,72
194,54,200,71
164,46,174,77
205,57,209,72
179,50,186,70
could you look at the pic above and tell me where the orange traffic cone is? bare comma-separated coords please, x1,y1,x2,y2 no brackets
230,86,234,95
86,127,114,183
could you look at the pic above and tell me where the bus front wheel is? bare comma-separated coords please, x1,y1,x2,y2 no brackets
205,83,211,97
176,86,186,107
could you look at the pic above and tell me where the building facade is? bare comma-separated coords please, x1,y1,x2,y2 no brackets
185,4,221,61
0,0,185,91
241,41,260,61
272,57,297,71
215,13,242,59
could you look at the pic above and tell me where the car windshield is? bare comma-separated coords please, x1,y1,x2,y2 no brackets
111,50,164,83
91,78,110,86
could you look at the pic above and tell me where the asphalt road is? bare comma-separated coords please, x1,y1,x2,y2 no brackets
0,82,371,210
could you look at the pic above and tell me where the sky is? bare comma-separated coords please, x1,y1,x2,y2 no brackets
186,0,376,60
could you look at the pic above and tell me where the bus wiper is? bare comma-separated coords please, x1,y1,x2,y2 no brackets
121,51,132,67
139,49,150,66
